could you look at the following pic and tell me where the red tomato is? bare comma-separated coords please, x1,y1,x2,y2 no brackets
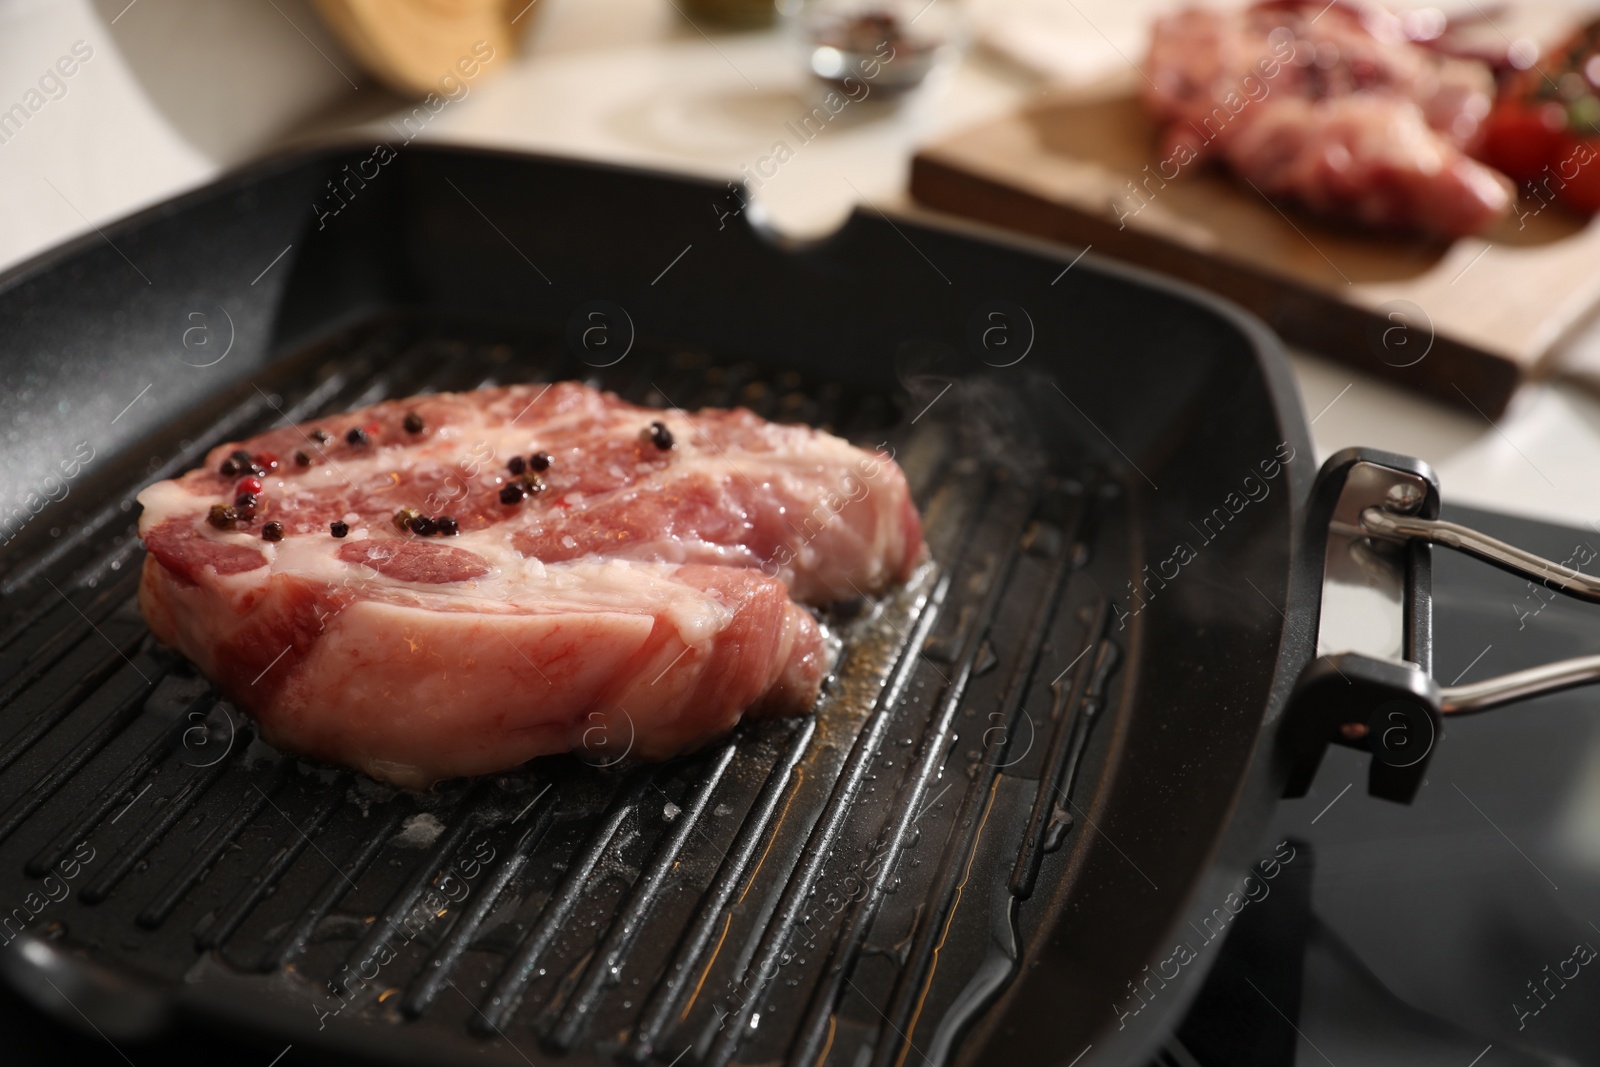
1555,135,1600,213
1481,101,1566,184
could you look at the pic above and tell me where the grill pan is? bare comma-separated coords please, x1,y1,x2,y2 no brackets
2,142,1511,1067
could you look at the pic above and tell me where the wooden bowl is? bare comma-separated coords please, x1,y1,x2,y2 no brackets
312,0,533,98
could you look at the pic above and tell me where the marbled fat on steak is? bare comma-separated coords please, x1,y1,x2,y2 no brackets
136,382,924,787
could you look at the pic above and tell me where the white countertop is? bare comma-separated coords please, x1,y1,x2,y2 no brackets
7,0,1600,534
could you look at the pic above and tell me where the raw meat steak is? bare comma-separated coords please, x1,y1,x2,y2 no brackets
136,382,923,787
1142,0,1513,235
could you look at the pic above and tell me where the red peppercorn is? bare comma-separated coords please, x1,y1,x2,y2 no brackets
254,451,280,472
236,476,263,495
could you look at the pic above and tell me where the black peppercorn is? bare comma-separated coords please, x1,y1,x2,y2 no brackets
647,421,674,450
329,521,349,538
403,411,425,434
409,515,438,536
311,429,330,444
436,516,459,536
393,507,421,531
346,426,369,446
294,450,311,467
207,504,237,529
500,483,527,505
262,521,284,542
233,492,259,517
507,455,526,475
219,448,253,477
529,451,551,471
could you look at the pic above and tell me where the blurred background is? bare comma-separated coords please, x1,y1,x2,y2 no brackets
8,0,1600,535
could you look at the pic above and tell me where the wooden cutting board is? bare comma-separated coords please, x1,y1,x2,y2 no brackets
910,85,1600,418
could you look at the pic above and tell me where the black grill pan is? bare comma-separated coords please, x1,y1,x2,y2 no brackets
0,144,1317,1067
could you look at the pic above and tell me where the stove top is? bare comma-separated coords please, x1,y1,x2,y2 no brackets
7,502,1600,1067
1161,503,1600,1067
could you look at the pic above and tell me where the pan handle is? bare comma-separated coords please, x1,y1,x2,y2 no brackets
1280,449,1600,803
1360,508,1600,605
1360,507,1600,714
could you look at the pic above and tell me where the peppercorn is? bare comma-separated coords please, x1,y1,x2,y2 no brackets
436,516,459,536
519,472,547,495
311,429,330,444
235,476,263,496
507,455,526,476
528,451,551,471
346,426,370,446
393,507,421,531
294,451,311,467
500,483,527,505
409,515,438,536
234,492,259,517
645,421,674,450
220,448,253,477
403,411,425,434
254,451,280,472
329,521,349,538
262,521,284,542
207,504,237,529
